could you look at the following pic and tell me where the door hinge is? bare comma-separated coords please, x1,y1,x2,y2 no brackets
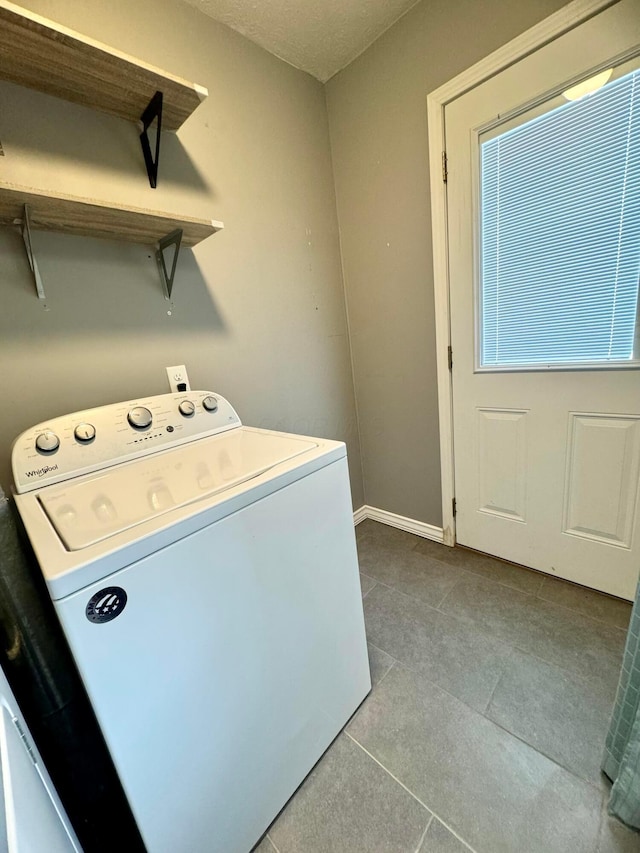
447,345,453,371
12,717,36,764
452,498,457,517
442,151,448,183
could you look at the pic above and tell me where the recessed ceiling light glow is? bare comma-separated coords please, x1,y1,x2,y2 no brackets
563,69,613,101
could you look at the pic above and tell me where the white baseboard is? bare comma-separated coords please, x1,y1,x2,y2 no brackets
353,505,368,525
353,505,444,544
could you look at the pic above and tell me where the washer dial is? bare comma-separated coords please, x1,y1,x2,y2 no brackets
74,423,96,443
128,406,153,430
179,400,195,417
202,396,218,413
35,431,60,453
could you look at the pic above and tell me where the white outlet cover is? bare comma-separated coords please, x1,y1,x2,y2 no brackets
166,365,191,393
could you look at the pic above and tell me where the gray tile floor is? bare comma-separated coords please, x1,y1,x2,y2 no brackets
255,520,640,852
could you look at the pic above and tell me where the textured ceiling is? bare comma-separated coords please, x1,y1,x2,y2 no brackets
181,0,420,82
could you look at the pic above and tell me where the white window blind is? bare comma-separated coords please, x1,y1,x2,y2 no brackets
480,67,640,368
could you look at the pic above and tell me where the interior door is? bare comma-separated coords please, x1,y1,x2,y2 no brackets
446,0,640,599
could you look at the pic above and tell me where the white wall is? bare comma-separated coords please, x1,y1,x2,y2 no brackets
0,0,364,503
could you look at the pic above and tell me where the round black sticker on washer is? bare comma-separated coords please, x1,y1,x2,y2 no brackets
86,587,127,623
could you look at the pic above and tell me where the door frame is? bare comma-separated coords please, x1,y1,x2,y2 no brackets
426,0,618,547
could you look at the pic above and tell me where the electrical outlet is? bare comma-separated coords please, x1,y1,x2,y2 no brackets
166,365,190,393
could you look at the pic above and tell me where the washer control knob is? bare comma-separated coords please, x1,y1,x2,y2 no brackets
202,396,218,413
128,406,153,430
179,400,195,417
74,423,96,443
35,431,60,453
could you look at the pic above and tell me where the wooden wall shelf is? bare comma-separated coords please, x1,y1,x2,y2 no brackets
0,182,223,301
0,6,221,299
0,182,222,247
0,1,207,131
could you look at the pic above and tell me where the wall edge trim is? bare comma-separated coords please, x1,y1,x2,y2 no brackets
353,505,368,525
353,505,444,543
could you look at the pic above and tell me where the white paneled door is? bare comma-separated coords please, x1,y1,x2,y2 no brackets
446,0,640,599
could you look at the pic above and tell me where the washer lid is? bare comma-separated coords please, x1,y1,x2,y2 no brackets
38,429,318,551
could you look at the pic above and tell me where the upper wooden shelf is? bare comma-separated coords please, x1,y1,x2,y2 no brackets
0,1,207,131
0,181,223,247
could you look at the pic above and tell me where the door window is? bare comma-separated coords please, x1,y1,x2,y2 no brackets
478,64,640,370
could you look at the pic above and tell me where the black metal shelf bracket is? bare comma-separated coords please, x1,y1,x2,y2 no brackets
21,204,46,300
140,91,163,189
156,228,183,300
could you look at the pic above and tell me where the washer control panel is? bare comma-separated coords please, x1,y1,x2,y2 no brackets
12,391,240,493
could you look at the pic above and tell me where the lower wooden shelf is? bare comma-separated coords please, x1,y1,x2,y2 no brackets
0,181,223,301
0,181,223,247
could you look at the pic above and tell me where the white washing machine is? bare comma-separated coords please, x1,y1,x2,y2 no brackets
12,391,370,853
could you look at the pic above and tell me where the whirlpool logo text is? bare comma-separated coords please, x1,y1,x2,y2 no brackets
25,464,59,478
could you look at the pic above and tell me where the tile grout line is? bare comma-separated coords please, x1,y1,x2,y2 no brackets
533,596,630,635
531,574,547,599
406,544,544,599
367,555,533,615
363,538,625,711
367,576,621,710
344,729,434,813
533,576,629,633
364,652,607,796
364,651,614,801
433,580,457,611
434,573,461,610
479,662,507,717
428,819,480,853
488,637,620,700
366,524,630,631
428,594,624,695
365,598,537,723
360,570,377,582
365,580,539,698
366,657,499,720
367,638,401,673
364,549,553,623
362,581,378,599
266,833,281,853
484,710,609,795
348,729,482,853
381,651,589,781
364,577,395,593
373,659,397,689
414,813,433,853
365,575,456,615
536,574,631,622
367,639,395,659
435,567,533,612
